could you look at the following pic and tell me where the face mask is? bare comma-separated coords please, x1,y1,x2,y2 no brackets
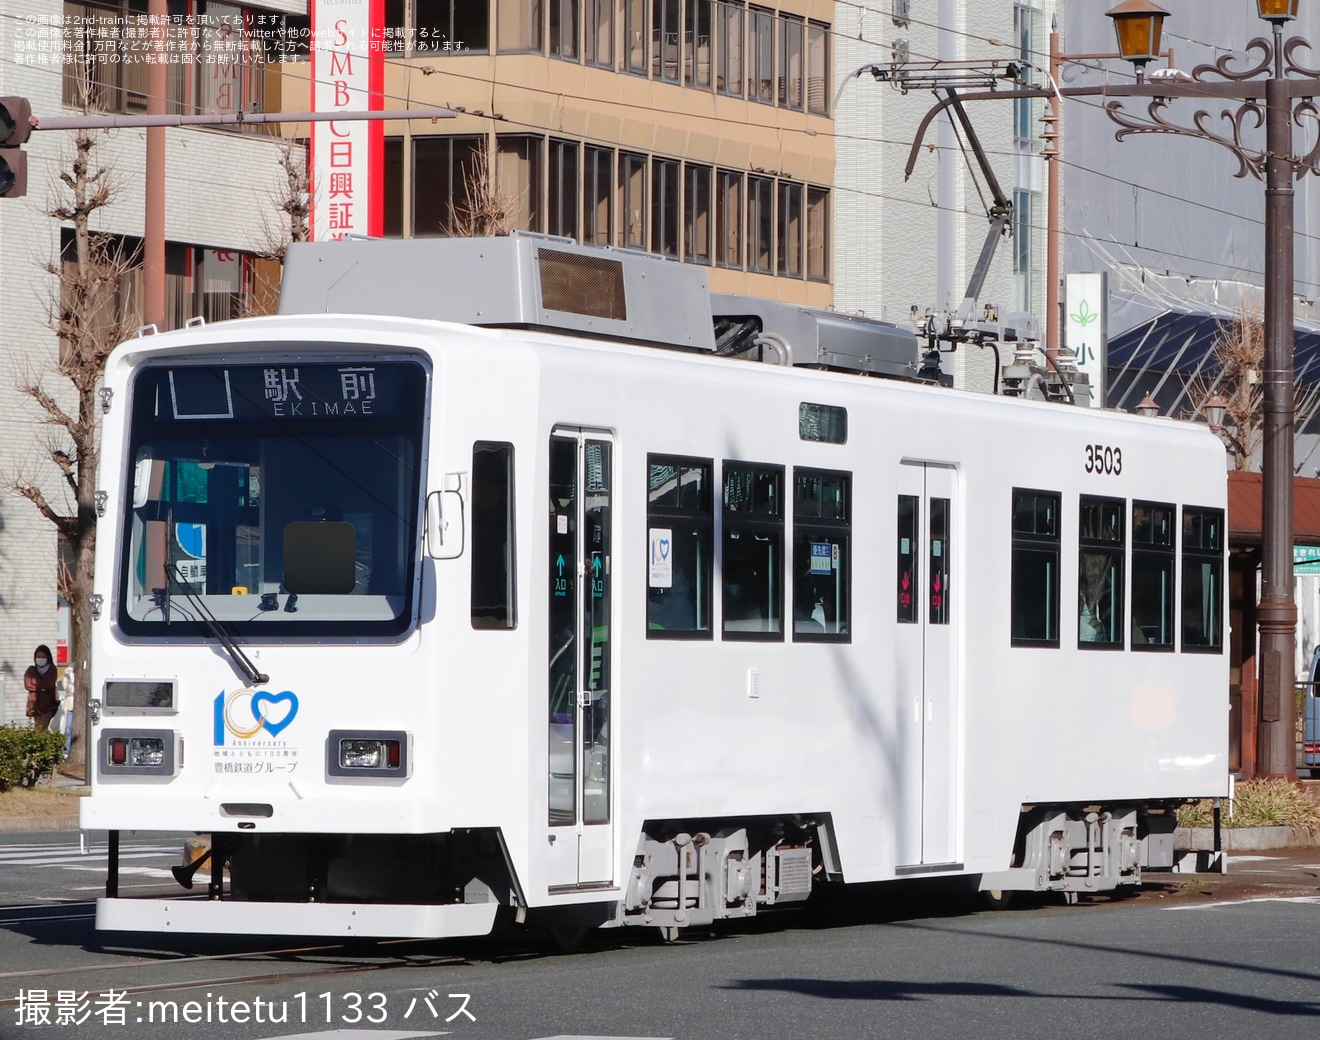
35,658,49,668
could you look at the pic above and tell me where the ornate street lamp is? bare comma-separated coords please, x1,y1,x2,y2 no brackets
1136,393,1160,418
1105,0,1304,778
895,0,1312,779
1258,0,1300,24
1105,0,1169,81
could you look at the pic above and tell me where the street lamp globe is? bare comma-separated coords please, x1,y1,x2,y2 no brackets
1203,393,1229,430
1106,0,1170,77
1257,0,1300,26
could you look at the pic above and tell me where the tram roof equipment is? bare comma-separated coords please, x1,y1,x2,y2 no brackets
279,233,922,381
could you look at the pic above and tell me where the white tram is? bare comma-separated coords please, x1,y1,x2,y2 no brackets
82,234,1228,939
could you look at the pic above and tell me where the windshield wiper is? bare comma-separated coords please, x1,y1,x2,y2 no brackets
163,510,269,686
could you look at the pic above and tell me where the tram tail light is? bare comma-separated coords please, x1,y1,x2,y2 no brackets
327,730,409,778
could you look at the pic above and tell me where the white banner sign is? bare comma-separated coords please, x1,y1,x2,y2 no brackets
311,0,383,240
1065,271,1108,408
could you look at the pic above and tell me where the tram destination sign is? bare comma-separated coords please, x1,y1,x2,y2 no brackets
143,360,421,423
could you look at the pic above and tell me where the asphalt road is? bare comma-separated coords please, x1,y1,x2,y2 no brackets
2,831,1320,1040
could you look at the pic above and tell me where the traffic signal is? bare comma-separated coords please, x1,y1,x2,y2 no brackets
0,97,33,199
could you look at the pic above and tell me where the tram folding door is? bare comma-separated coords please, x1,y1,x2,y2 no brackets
546,428,616,888
893,462,959,869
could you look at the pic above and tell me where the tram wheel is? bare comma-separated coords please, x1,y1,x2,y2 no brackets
981,889,1013,911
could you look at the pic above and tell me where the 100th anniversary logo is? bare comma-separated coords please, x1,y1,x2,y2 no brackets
212,687,300,776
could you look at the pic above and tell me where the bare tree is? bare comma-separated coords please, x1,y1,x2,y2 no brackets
1186,302,1265,471
1187,302,1320,471
445,142,517,237
5,123,138,775
246,141,310,317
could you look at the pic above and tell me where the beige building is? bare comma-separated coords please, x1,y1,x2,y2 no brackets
288,0,836,307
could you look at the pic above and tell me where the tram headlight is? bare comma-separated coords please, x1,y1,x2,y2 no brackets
327,730,409,778
128,737,166,767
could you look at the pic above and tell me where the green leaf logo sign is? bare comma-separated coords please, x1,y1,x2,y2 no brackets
1070,299,1099,328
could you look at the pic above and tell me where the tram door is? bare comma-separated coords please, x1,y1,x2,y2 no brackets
546,428,615,888
894,462,959,869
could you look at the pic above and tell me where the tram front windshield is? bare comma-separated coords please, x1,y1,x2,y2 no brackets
118,356,428,639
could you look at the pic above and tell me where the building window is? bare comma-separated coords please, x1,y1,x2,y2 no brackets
584,146,614,247
723,462,783,640
777,180,803,277
1131,501,1175,650
654,0,681,81
806,186,828,280
498,0,543,51
497,134,543,232
647,455,713,638
412,0,490,52
63,1,143,113
586,0,614,66
748,7,775,103
196,4,267,120
793,469,850,641
1182,507,1224,651
807,21,828,114
550,0,579,59
622,152,648,248
686,0,713,87
1079,496,1125,649
1013,3,1039,146
716,169,743,268
652,158,680,258
685,164,713,265
778,14,803,109
717,1,744,96
384,137,404,237
1011,489,1059,646
548,138,580,239
1013,189,1036,312
413,136,483,236
471,442,517,630
748,175,773,273
626,0,648,72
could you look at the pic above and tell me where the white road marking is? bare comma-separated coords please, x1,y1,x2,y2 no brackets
1166,895,1320,910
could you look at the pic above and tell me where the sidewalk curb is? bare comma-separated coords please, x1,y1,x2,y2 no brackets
1175,825,1320,850
0,815,80,833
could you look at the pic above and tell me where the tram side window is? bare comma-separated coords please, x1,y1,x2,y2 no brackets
1010,489,1060,646
646,455,713,638
792,468,850,641
722,462,784,640
1131,500,1174,650
471,441,516,630
1079,495,1125,649
1182,506,1224,651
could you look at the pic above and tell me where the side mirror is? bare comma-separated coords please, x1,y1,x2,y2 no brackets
426,489,465,559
